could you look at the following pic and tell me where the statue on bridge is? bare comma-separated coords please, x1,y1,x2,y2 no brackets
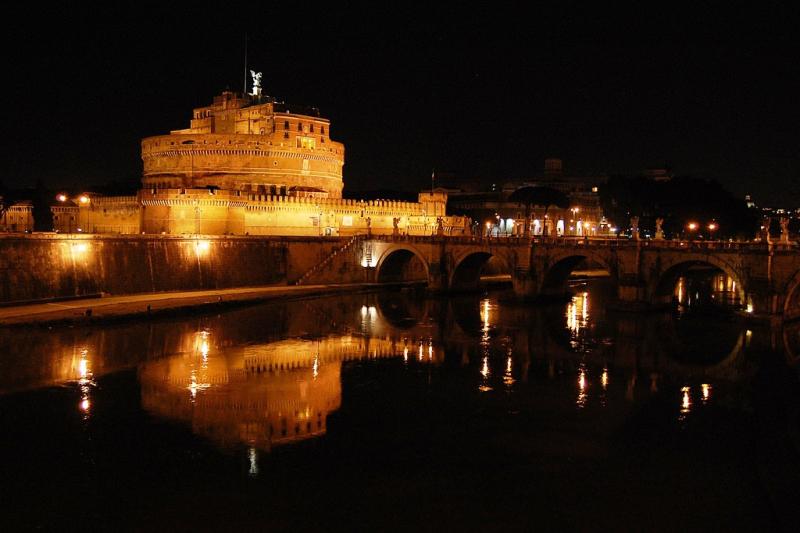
436,217,444,236
630,216,640,240
654,217,665,240
392,217,400,237
780,217,791,244
761,216,771,243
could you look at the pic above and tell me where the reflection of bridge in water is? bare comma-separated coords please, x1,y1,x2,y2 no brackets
0,287,790,458
353,235,800,321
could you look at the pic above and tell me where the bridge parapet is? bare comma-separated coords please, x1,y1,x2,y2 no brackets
358,234,800,321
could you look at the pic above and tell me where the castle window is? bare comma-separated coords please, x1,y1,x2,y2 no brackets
296,136,316,150
321,126,325,135
284,120,289,129
310,124,314,133
297,122,303,131
284,131,289,139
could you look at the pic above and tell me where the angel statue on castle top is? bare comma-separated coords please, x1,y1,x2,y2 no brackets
250,70,263,96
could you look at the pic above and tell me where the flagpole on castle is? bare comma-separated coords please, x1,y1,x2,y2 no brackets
243,33,248,95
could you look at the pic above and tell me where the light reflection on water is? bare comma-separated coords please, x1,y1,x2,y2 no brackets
0,279,775,459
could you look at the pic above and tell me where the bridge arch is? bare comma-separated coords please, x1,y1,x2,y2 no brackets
375,245,430,284
650,256,745,308
782,269,800,321
449,250,513,291
539,251,613,295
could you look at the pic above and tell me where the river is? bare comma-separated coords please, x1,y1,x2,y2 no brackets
1,279,799,530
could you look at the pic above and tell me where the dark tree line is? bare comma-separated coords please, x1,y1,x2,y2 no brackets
599,176,760,240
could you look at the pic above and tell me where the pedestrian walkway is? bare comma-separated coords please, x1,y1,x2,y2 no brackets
0,283,387,327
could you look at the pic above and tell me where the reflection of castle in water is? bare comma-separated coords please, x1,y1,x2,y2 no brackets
140,346,341,452
137,331,434,452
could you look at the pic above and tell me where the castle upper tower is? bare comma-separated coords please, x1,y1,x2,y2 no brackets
141,90,345,197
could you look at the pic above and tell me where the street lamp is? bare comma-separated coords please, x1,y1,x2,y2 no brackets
78,195,90,233
687,222,698,240
708,222,718,240
570,207,579,235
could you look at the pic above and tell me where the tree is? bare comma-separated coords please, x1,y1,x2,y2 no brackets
508,186,570,237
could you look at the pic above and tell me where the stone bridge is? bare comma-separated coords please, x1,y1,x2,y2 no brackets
358,235,800,322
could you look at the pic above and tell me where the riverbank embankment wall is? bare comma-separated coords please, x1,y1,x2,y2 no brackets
0,234,365,304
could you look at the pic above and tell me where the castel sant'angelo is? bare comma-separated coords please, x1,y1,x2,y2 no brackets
51,73,467,237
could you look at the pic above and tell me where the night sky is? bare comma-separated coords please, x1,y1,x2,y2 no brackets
3,5,798,205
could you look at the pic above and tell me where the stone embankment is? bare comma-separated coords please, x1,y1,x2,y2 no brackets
0,283,405,327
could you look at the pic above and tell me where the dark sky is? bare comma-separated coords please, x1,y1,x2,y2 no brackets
3,5,798,205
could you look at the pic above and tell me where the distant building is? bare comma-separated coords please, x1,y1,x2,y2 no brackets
0,199,34,232
644,168,673,182
446,159,610,236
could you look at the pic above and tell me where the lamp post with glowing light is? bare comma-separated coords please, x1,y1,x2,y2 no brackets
55,194,72,233
687,221,698,241
78,195,90,233
570,207,579,235
707,222,718,240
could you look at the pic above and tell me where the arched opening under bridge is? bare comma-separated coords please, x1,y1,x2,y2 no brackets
782,271,800,322
450,252,511,291
539,254,612,296
376,248,429,284
652,260,745,310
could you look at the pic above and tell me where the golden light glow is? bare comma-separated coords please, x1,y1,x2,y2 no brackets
78,195,90,204
576,365,588,408
601,367,609,390
195,239,211,256
708,223,717,231
681,386,691,415
701,383,711,402
566,291,589,338
687,222,698,231
77,348,93,417
503,354,514,387
478,356,492,392
56,194,67,202
71,242,89,254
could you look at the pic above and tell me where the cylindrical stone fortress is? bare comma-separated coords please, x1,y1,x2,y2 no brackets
142,91,345,197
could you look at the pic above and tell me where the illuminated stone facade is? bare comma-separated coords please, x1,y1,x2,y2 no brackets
0,200,34,232
50,89,466,236
142,91,345,198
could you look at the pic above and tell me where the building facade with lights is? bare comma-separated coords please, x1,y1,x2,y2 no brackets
142,91,345,198
49,89,467,237
445,159,610,237
0,199,34,233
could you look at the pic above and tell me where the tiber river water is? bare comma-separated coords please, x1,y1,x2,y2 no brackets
1,276,799,530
